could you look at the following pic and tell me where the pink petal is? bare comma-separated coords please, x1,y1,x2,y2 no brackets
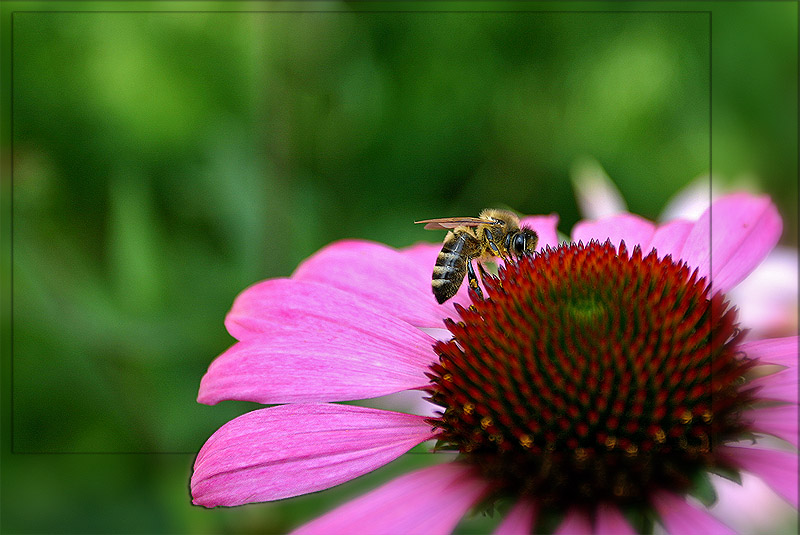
419,327,453,342
198,321,434,405
741,336,799,405
357,389,439,418
555,508,592,535
571,213,656,251
292,239,451,328
494,499,536,535
739,336,799,368
746,404,799,447
595,503,636,535
291,462,488,535
646,219,694,260
659,176,712,221
571,159,627,219
749,368,798,405
191,403,435,507
399,242,444,273
710,471,798,535
225,277,436,348
519,214,561,250
720,445,798,507
679,193,782,294
728,248,798,339
226,278,424,341
651,491,735,535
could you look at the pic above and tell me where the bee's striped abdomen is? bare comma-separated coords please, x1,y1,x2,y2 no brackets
432,233,468,304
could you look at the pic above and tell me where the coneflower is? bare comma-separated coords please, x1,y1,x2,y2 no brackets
192,193,796,534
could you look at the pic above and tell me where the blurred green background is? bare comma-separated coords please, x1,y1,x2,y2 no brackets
1,1,796,534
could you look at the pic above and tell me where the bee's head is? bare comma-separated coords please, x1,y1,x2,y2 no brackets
506,228,539,258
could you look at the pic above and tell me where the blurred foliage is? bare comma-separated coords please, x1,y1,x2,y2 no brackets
1,1,797,534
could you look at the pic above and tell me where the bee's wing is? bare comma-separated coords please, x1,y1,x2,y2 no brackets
414,217,494,230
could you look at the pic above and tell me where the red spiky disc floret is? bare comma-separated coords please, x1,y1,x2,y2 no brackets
425,241,758,511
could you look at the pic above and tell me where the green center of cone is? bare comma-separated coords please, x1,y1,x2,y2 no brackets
567,298,605,324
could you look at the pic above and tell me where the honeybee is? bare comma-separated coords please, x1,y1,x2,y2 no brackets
415,208,538,304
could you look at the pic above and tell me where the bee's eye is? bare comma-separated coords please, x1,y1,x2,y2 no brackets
513,234,526,255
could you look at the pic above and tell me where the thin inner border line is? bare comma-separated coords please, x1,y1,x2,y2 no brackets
8,8,714,455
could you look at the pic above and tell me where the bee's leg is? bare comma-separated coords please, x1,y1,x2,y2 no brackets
486,237,502,257
476,261,503,296
485,231,512,262
476,261,493,285
479,227,502,258
466,260,484,300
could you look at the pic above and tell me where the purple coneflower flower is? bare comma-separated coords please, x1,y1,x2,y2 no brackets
191,193,797,534
572,167,798,341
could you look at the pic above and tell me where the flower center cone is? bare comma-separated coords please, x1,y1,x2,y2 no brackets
426,241,758,518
